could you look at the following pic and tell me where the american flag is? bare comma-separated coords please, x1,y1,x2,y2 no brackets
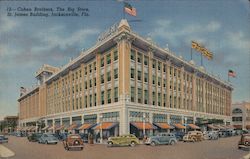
228,70,236,77
124,2,137,17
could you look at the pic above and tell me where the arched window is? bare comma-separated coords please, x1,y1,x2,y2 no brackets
232,108,243,114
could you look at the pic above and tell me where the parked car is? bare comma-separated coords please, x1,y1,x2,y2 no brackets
79,133,89,143
183,131,204,142
238,134,250,149
107,134,139,147
27,133,43,142
57,133,68,141
0,135,8,143
145,133,177,146
63,134,84,150
203,131,219,140
173,131,185,141
38,133,59,144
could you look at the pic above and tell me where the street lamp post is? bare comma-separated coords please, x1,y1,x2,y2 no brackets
143,113,146,138
99,114,103,144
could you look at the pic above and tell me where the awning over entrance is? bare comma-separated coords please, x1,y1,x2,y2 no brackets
78,123,94,130
131,122,156,130
173,123,186,129
41,125,50,131
208,124,218,129
233,125,242,129
55,125,64,131
154,123,173,129
94,122,118,130
29,126,36,131
225,125,235,129
188,124,200,129
67,123,78,131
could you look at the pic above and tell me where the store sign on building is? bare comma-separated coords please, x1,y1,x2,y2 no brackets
97,22,119,43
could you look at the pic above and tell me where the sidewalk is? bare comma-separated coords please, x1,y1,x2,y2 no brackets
0,144,15,158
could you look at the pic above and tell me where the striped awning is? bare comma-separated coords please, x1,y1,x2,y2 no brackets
67,123,78,130
55,125,64,131
48,126,54,131
188,124,200,129
173,123,186,129
41,125,50,131
94,122,118,130
208,124,218,129
131,122,156,130
78,123,94,130
154,123,173,129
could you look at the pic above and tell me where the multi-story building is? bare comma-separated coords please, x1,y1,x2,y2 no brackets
0,116,19,133
232,102,250,130
18,19,233,137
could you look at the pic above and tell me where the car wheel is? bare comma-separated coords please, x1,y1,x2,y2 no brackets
170,140,175,145
107,141,113,147
80,147,83,150
130,141,136,147
150,141,156,146
245,141,249,146
45,141,48,144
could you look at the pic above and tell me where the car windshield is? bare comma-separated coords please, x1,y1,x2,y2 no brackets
47,134,55,137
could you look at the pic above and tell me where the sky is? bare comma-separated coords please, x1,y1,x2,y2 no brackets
0,0,249,120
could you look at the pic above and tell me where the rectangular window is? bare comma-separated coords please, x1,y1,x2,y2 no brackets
101,57,104,67
137,71,141,81
130,49,135,60
163,64,166,72
170,67,172,75
94,78,96,86
163,94,166,107
144,73,148,82
101,74,104,83
101,91,105,105
152,92,156,105
89,65,92,73
114,87,118,102
94,62,96,70
138,88,142,103
89,94,92,107
158,62,161,70
94,93,97,106
158,93,161,106
131,68,135,78
144,57,148,65
153,75,156,85
152,60,156,68
85,96,87,108
114,50,118,61
89,80,92,88
107,72,111,81
107,54,111,64
137,53,142,63
85,67,87,75
114,68,118,79
158,77,161,86
131,87,135,102
107,89,111,104
144,90,148,104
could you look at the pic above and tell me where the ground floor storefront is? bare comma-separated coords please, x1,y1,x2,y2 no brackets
19,102,232,138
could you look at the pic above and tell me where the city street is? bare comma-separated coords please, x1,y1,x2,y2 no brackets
1,136,249,159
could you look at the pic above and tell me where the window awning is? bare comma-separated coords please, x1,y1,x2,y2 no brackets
246,125,250,129
41,125,50,131
233,125,242,129
67,123,78,130
131,122,156,130
48,126,54,131
173,123,186,129
154,123,173,129
94,122,118,130
78,123,94,130
30,126,36,131
188,124,200,129
225,125,235,129
208,124,218,129
55,125,64,131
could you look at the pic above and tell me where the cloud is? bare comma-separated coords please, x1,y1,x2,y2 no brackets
226,31,250,51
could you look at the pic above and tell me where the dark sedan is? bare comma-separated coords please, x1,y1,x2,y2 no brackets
27,133,43,142
0,135,8,143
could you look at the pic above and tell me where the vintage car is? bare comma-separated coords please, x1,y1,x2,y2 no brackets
63,134,84,150
183,131,204,142
145,133,177,146
203,131,219,140
107,134,139,147
173,131,185,141
238,134,250,149
27,133,43,142
38,133,59,144
0,135,8,143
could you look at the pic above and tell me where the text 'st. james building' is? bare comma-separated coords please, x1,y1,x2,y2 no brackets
18,19,233,137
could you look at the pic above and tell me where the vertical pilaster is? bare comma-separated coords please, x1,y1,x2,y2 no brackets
180,67,184,109
192,73,197,111
96,53,101,106
166,61,170,108
148,50,153,105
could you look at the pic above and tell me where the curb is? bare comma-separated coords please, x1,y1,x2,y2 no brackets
0,145,15,158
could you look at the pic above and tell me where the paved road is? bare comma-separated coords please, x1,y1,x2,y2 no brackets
1,136,249,159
